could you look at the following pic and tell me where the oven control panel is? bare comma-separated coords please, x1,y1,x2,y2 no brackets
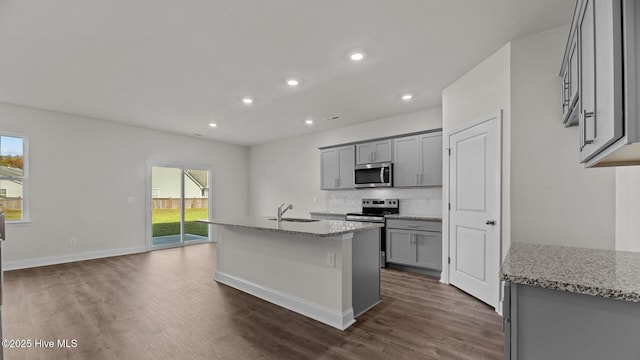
362,199,398,208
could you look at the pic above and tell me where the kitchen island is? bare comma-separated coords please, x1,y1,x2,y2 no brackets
198,217,383,330
501,243,640,360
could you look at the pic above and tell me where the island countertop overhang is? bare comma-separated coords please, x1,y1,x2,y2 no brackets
197,216,383,237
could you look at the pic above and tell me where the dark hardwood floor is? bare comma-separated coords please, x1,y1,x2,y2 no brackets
3,243,503,360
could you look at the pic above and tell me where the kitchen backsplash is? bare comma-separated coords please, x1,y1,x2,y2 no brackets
327,188,443,215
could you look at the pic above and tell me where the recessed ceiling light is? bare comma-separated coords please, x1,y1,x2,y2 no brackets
305,119,314,126
209,122,217,128
242,97,254,105
349,52,365,62
402,94,413,101
286,79,299,87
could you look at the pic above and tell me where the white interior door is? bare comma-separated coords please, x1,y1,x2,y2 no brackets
448,112,501,309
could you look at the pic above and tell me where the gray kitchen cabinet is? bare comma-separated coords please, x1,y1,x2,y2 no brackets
561,0,640,167
355,140,392,165
393,131,442,187
320,145,354,190
386,229,412,264
560,20,579,126
386,219,441,270
577,0,624,163
503,282,640,360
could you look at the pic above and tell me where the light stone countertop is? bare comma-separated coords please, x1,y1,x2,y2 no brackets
384,214,442,221
308,211,349,216
197,216,383,238
308,211,442,222
501,243,640,302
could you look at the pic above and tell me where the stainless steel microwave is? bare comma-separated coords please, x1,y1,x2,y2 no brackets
354,163,393,188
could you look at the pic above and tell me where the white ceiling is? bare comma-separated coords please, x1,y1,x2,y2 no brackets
0,0,575,146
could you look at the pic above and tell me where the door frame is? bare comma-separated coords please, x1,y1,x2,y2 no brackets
444,111,502,312
145,161,214,249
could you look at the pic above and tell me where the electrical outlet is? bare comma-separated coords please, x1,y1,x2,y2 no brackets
70,237,77,246
327,253,336,267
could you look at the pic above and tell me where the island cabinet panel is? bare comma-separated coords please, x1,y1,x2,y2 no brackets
355,140,392,165
504,282,640,360
320,145,354,190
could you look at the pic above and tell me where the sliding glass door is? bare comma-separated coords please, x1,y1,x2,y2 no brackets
148,163,211,248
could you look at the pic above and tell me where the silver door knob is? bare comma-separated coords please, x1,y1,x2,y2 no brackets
486,220,496,226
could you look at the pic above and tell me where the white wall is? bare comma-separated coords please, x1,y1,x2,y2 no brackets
442,25,617,282
510,26,615,250
0,102,249,268
442,42,512,272
248,108,443,217
616,166,640,251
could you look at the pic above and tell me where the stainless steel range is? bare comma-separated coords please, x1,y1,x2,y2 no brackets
346,199,399,268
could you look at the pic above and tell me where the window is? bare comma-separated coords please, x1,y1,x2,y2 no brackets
0,134,28,221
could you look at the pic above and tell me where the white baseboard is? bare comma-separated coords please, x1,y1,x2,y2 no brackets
439,271,448,284
215,271,355,331
3,246,148,271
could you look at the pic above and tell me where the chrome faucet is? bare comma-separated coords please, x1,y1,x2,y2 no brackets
277,203,293,222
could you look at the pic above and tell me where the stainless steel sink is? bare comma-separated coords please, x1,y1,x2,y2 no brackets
268,218,320,223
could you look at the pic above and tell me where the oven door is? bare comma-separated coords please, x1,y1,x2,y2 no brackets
354,163,392,188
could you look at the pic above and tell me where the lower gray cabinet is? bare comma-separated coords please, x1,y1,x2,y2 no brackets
504,282,640,360
386,219,441,271
414,232,441,269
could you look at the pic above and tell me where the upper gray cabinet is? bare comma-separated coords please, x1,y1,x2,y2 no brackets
320,145,354,190
394,131,442,187
560,24,579,126
355,140,393,165
562,0,640,167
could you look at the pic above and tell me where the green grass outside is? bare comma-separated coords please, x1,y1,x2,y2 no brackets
2,209,22,221
152,208,209,237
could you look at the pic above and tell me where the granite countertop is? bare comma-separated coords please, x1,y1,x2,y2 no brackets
501,243,640,302
384,214,443,221
308,211,442,221
197,216,383,238
308,211,349,216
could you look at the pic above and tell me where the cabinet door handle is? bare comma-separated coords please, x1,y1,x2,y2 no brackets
579,111,585,150
583,110,595,145
416,174,419,185
406,224,420,229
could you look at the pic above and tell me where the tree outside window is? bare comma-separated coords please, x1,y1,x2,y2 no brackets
0,134,27,221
